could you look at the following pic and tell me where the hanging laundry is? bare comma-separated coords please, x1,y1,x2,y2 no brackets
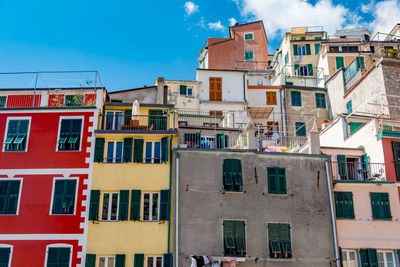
191,257,197,267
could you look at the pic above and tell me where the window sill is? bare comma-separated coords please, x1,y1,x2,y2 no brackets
268,257,293,261
50,213,75,216
372,218,392,221
267,192,288,195
336,217,355,220
223,190,245,194
3,150,27,152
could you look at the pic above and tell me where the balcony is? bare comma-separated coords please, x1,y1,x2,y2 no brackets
97,114,176,133
331,161,386,181
177,110,236,129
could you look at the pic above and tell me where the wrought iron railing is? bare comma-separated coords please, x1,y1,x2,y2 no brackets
99,114,174,131
331,161,386,181
177,110,235,129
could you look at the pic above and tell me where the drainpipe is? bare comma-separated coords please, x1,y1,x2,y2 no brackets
283,87,289,145
167,135,173,253
324,161,339,267
174,151,179,267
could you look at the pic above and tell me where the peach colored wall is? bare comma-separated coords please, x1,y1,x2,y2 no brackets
208,22,268,70
327,54,369,77
321,148,365,180
335,183,400,249
382,138,400,182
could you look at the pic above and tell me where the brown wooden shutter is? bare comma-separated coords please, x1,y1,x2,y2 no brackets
216,78,222,101
209,77,216,101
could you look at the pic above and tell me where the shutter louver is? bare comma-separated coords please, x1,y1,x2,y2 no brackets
130,189,141,221
89,190,100,220
119,190,129,221
123,138,133,163
85,254,96,267
94,138,105,163
161,136,168,163
133,139,144,163
134,254,144,267
116,254,126,267
160,189,170,220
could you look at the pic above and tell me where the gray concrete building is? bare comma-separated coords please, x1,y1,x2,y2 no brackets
174,149,337,267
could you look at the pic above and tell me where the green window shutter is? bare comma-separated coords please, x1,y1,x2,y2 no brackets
370,193,380,219
314,43,320,54
0,248,11,265
0,96,6,108
360,249,369,267
133,139,144,163
89,190,100,220
334,192,344,218
223,220,236,254
337,155,347,180
235,221,246,255
307,64,313,76
293,45,298,56
160,189,170,220
291,91,301,106
118,190,129,221
52,180,77,215
392,142,400,181
232,159,242,188
335,192,354,219
161,136,168,163
362,153,370,178
94,138,105,163
85,254,96,267
346,100,352,114
306,44,311,55
65,95,75,106
115,254,125,267
124,109,132,126
367,249,378,267
315,93,326,108
279,223,292,255
336,57,344,69
130,189,141,221
47,247,70,266
268,223,281,257
268,167,277,194
123,138,133,163
163,253,173,267
277,168,287,194
180,85,187,95
134,254,144,267
356,56,365,70
380,193,391,219
223,159,242,192
295,122,306,136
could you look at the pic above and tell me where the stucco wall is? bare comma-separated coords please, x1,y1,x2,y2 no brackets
109,88,157,104
163,81,200,110
382,60,400,116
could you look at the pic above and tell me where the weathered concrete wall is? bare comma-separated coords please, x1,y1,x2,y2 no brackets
109,87,157,104
382,59,400,116
176,150,335,267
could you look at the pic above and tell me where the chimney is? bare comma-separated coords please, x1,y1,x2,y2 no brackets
156,77,165,104
308,119,321,154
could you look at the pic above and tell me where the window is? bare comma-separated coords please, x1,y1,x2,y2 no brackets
314,43,320,54
266,92,277,105
65,95,84,106
336,57,345,70
370,192,391,220
342,46,359,52
346,100,352,114
315,93,326,108
187,88,193,97
0,246,11,267
295,122,306,136
360,249,378,267
342,250,358,267
4,119,29,152
51,179,77,215
146,256,163,267
298,45,307,55
291,91,301,106
0,96,6,108
101,193,119,221
267,167,286,194
377,251,395,267
57,119,82,151
356,56,365,70
46,247,71,267
268,223,292,259
0,180,21,215
145,142,161,163
143,192,159,221
330,46,339,52
244,51,254,61
334,192,354,219
209,77,222,101
148,109,167,130
392,142,400,181
107,141,123,163
223,159,243,192
98,256,115,267
179,85,187,95
223,220,246,257
105,111,123,130
293,44,310,56
244,33,253,40
315,36,322,40
298,66,309,76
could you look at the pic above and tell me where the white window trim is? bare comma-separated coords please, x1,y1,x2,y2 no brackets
49,177,79,216
97,256,116,267
2,116,32,152
342,249,358,267
43,243,73,267
106,141,123,163
105,110,124,130
0,244,13,267
186,88,194,97
55,116,84,152
0,178,23,216
145,255,163,267
142,192,160,222
145,141,161,164
100,192,120,221
377,250,396,267
244,32,254,40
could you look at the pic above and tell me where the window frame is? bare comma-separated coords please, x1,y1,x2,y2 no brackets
266,92,277,105
0,96,7,108
295,122,306,137
377,250,395,267
145,141,162,164
298,45,307,55
106,141,123,163
267,167,287,194
142,192,160,222
145,255,163,267
49,178,79,216
315,93,326,108
335,56,345,70
0,244,13,267
105,110,124,131
222,219,247,257
342,249,358,267
44,243,73,267
290,91,302,107
56,116,84,152
97,256,115,267
244,32,254,40
267,222,292,259
2,117,32,152
101,192,120,221
0,178,23,216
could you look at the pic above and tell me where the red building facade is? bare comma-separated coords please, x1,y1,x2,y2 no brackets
0,88,103,267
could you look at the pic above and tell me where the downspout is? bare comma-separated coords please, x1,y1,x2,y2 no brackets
167,135,173,253
325,161,339,267
174,151,179,267
283,87,289,145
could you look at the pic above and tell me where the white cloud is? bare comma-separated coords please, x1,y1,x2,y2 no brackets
184,1,199,16
234,0,348,38
208,21,225,31
198,17,207,29
229,17,238,26
361,0,374,13
369,0,400,35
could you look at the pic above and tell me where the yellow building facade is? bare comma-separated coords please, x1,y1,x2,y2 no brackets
86,102,177,267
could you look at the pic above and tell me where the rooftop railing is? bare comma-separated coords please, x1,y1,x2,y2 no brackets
331,161,386,181
177,110,236,129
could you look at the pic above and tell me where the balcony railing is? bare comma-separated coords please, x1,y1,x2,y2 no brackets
178,132,238,149
260,135,308,149
177,110,235,129
331,161,386,181
99,114,174,131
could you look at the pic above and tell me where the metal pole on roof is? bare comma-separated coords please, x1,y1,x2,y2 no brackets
32,73,38,107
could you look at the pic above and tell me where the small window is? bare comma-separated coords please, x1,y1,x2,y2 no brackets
377,251,395,267
143,192,159,221
57,119,82,151
267,167,286,194
179,85,187,95
0,96,7,108
101,192,119,221
244,33,254,40
223,159,243,192
295,122,306,136
187,88,193,97
314,43,320,54
315,93,326,108
145,141,161,164
268,223,292,259
0,180,21,215
315,37,322,40
107,141,123,163
370,192,391,220
46,247,71,267
65,95,84,107
146,256,163,267
244,51,254,61
334,192,354,219
342,250,358,267
0,246,12,266
223,220,246,257
291,91,302,106
346,100,352,114
266,92,277,105
52,179,77,215
98,256,115,267
335,57,345,69
4,119,29,152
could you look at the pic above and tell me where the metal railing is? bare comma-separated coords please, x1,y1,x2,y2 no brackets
99,114,174,131
260,135,308,149
233,61,272,72
177,110,236,129
331,161,386,181
178,132,239,149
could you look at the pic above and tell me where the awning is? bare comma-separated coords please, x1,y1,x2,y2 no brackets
249,107,273,119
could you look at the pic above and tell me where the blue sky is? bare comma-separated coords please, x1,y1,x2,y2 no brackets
0,0,398,91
